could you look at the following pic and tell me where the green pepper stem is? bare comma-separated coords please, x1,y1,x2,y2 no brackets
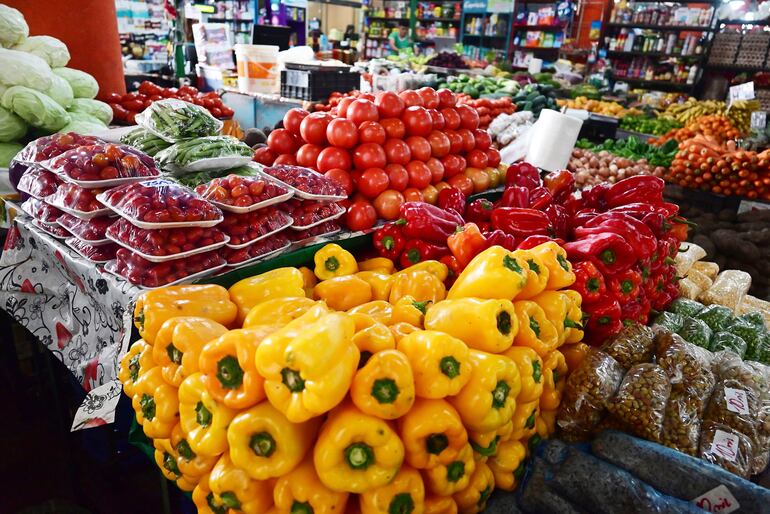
497,310,512,336
527,259,541,275
249,431,276,458
439,356,461,379
600,249,616,265
470,435,500,457
426,433,449,455
446,461,465,482
325,256,340,272
344,442,375,470
389,493,415,514
176,439,196,460
281,367,306,392
140,393,156,421
503,255,523,273
491,380,511,409
371,378,400,404
166,343,182,365
219,492,242,510
291,501,314,514
529,316,541,337
216,355,244,389
195,401,212,427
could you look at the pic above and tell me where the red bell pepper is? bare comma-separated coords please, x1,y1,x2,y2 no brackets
499,186,530,208
609,202,678,220
399,239,449,268
484,229,517,251
571,209,599,229
544,205,570,240
575,212,657,260
465,199,495,223
582,298,623,345
621,298,650,326
373,223,405,260
491,207,552,239
563,192,586,216
580,183,611,211
605,175,665,208
572,261,606,303
608,268,642,302
516,234,564,250
543,169,575,204
397,202,463,244
437,187,467,217
528,187,553,210
563,233,635,276
448,223,488,267
505,162,541,189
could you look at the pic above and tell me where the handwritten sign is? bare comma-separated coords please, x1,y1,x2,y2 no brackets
725,387,750,415
710,429,740,463
729,82,755,107
693,485,740,514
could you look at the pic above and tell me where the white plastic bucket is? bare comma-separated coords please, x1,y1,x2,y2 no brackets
234,44,279,94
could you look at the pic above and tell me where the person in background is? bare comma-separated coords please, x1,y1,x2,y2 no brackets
388,23,412,55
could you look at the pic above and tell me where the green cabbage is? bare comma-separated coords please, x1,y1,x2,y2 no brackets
0,142,23,167
57,119,105,136
13,35,70,67
0,106,27,142
1,86,70,132
0,48,54,91
66,111,106,127
68,98,112,125
45,73,74,108
0,5,28,48
52,67,98,99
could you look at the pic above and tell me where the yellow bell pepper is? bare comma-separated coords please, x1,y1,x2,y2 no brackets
422,444,476,496
396,260,448,282
192,472,214,514
118,340,154,398
540,349,568,411
389,322,420,343
351,349,415,420
487,439,526,492
314,275,373,311
561,290,585,344
358,257,395,275
452,461,494,514
561,342,590,372
256,311,358,423
501,346,543,403
424,496,458,514
242,296,318,329
229,267,305,325
355,272,395,302
152,317,229,387
314,402,405,493
134,285,237,344
527,242,575,290
350,314,397,366
529,291,569,345
397,330,471,399
179,372,236,457
208,453,274,514
512,301,559,357
359,465,425,514
315,243,359,280
171,423,217,479
273,457,349,514
390,295,429,328
389,270,446,305
154,437,198,491
399,398,468,469
227,401,320,480
132,366,178,439
448,350,521,433
298,266,318,298
349,300,394,325
538,409,557,437
468,421,513,460
511,249,549,300
447,246,528,300
424,298,517,353
510,400,539,442
198,327,272,410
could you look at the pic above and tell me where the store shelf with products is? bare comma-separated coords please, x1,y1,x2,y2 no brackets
508,0,573,67
116,0,171,70
460,11,514,62
707,18,770,76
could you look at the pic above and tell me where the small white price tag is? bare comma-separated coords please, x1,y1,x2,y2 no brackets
724,387,750,415
751,111,767,130
285,70,309,88
693,485,740,514
729,82,755,107
710,429,740,463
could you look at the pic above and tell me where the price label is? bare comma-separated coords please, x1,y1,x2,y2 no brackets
693,485,740,514
710,429,740,463
724,387,750,415
285,70,309,89
729,82,755,106
751,111,767,130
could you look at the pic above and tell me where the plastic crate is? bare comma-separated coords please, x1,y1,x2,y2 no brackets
280,65,361,102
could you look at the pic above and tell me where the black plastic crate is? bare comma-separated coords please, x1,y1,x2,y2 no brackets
280,66,360,102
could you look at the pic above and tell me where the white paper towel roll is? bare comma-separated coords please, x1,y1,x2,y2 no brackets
525,109,583,171
528,58,543,74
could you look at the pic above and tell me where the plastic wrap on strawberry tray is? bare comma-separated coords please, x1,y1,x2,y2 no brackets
194,173,293,213
16,166,61,199
41,143,160,187
106,218,229,262
289,220,341,245
154,136,254,174
284,199,346,230
97,179,223,229
22,197,63,223
65,238,118,264
32,219,70,239
119,128,172,157
57,213,114,244
107,248,226,288
45,183,112,219
261,165,347,200
135,98,223,142
223,231,292,267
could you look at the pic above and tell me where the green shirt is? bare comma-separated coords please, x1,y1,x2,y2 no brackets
389,31,411,53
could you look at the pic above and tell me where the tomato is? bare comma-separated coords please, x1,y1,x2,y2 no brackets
486,148,501,168
472,129,492,151
428,109,445,131
405,136,431,162
353,143,387,170
105,92,122,103
398,90,423,107
358,121,387,145
337,97,356,118
426,158,445,184
448,174,474,196
437,88,457,108
421,184,439,205
347,99,379,126
300,112,332,145
458,129,476,152
355,168,390,199
360,93,375,101
324,168,354,195
384,139,411,165
427,131,451,158
441,154,463,178
445,130,463,154
122,99,144,112
267,128,300,155
345,200,377,231
465,167,491,193
317,147,352,172
110,103,128,121
417,87,439,109
274,154,297,166
253,147,277,165
401,106,432,137
373,190,405,220
385,164,409,191
283,108,309,135
406,161,432,189
403,188,424,202
297,144,323,168
375,91,405,118
466,149,489,169
179,85,199,96
441,108,461,130
457,104,480,130
381,118,406,139
434,181,451,193
326,118,359,149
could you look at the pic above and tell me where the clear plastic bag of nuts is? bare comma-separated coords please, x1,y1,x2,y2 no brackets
556,349,624,441
660,388,708,456
601,322,655,370
712,350,770,396
607,363,671,442
699,420,755,478
654,328,713,386
704,379,760,448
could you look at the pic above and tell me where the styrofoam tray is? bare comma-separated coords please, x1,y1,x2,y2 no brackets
289,205,345,231
256,169,348,202
43,162,160,189
210,188,294,213
224,241,292,268
105,232,230,262
45,198,113,220
225,218,293,250
104,259,227,289
65,238,116,264
95,192,224,229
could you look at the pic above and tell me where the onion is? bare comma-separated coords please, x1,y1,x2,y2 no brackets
609,164,618,173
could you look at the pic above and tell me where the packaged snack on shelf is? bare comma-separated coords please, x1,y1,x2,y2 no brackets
261,165,347,200
195,173,292,213
16,167,61,199
97,179,223,228
22,197,62,223
119,128,172,156
699,270,752,312
607,363,671,442
289,220,341,245
223,232,292,267
66,238,117,264
699,420,755,478
135,98,222,142
57,213,114,244
45,183,111,219
601,322,655,370
32,219,70,239
42,143,159,187
155,136,253,174
220,207,292,248
285,200,345,230
14,132,104,165
107,248,225,288
105,218,228,261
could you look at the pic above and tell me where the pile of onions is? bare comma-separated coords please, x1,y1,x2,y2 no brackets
568,148,666,188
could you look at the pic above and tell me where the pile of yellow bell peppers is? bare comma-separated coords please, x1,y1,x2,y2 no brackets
120,241,589,514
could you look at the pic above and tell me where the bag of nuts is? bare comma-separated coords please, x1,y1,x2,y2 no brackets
660,387,708,456
601,322,655,371
712,351,770,397
699,420,755,478
704,379,760,450
607,363,671,442
655,328,713,386
556,349,624,441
